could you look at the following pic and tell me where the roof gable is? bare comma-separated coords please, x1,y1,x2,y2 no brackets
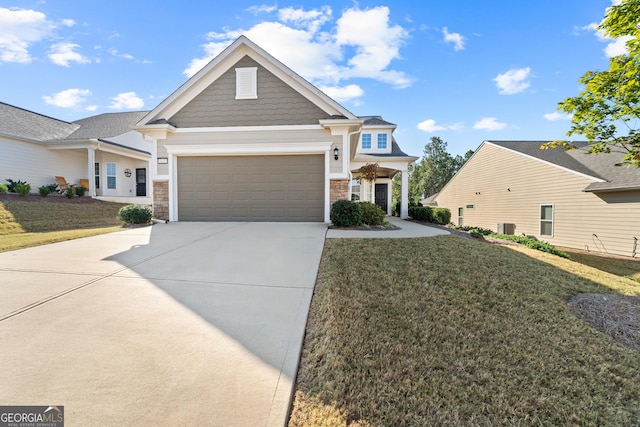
487,140,640,192
137,35,356,127
168,56,329,127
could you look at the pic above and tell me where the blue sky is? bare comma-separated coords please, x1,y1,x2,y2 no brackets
0,0,623,157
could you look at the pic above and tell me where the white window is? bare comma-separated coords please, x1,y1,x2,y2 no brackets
361,133,372,149
235,67,258,99
106,162,116,190
540,204,553,236
377,133,388,149
350,179,361,201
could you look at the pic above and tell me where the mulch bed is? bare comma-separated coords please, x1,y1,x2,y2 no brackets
0,193,102,204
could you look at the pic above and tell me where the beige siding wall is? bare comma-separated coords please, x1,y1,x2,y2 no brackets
436,143,640,257
169,56,328,127
1,136,86,189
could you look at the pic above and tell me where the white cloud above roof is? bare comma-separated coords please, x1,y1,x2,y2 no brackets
48,42,90,67
442,27,464,51
183,5,411,101
473,117,507,131
318,84,364,102
42,88,91,108
0,7,55,63
493,67,532,95
109,92,144,110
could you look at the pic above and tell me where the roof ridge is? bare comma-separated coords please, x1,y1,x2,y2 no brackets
0,101,74,126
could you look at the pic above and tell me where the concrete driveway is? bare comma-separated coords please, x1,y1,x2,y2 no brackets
0,222,327,426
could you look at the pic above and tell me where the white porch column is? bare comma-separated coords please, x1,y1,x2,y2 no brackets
87,148,95,197
401,169,409,219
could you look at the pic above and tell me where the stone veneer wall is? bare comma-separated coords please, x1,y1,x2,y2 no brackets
330,179,350,206
153,180,169,220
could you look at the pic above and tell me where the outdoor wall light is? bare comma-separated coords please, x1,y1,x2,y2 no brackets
124,168,132,178
334,147,339,160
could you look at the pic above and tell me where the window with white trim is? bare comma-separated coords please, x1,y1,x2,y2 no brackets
362,133,372,149
106,162,116,190
377,133,388,149
235,67,257,99
540,204,553,236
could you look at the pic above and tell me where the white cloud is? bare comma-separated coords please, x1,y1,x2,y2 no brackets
184,5,411,94
417,119,446,132
604,35,632,57
85,104,98,112
42,88,91,108
109,92,144,110
544,111,572,121
61,19,75,27
0,7,55,63
417,119,463,132
493,67,532,95
246,4,277,14
442,27,464,51
48,42,90,67
473,117,507,131
318,84,363,102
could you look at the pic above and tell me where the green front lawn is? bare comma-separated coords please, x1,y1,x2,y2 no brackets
290,236,640,426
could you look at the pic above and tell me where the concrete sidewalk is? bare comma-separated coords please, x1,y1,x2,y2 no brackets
326,216,450,238
0,222,326,427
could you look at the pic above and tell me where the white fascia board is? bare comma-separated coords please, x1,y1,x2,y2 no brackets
485,141,606,183
164,142,332,156
172,124,324,134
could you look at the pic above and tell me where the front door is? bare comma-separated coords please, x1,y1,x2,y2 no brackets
375,183,388,213
136,168,146,196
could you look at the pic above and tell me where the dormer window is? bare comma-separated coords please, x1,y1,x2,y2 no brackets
377,133,388,149
362,133,372,149
236,67,257,99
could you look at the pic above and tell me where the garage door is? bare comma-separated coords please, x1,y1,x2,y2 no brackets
177,155,324,221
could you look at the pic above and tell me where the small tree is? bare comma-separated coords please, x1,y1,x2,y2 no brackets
359,162,379,203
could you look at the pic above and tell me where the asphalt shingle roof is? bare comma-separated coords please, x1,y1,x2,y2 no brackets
65,111,150,140
489,140,640,192
0,102,79,141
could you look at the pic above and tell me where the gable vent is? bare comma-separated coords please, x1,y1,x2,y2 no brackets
235,67,258,100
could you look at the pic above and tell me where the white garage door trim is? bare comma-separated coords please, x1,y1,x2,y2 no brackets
165,142,332,222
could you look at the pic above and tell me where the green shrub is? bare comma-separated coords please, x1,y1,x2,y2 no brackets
454,225,494,235
118,204,153,224
0,183,7,194
38,185,51,197
75,186,87,197
490,234,570,259
408,206,433,222
358,202,386,226
15,183,31,196
432,208,451,225
469,229,485,239
46,183,59,193
64,187,75,198
330,200,362,227
6,179,28,193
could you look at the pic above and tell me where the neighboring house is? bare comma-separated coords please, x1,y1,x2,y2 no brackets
0,102,152,202
134,36,417,222
434,140,640,257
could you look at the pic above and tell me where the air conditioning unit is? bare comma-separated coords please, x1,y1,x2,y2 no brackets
497,223,516,235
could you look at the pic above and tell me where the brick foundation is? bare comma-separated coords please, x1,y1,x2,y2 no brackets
330,179,350,206
153,180,169,220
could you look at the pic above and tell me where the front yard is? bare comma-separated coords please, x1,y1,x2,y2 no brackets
290,236,640,426
0,194,125,252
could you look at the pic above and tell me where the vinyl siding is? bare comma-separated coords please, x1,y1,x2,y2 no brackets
169,56,329,127
0,136,86,190
436,143,640,257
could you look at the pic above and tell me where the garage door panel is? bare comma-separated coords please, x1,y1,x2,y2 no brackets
177,155,324,221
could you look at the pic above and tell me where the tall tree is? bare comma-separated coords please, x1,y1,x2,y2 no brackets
548,0,640,166
422,136,463,197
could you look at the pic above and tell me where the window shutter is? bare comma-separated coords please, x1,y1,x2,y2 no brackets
236,67,257,99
